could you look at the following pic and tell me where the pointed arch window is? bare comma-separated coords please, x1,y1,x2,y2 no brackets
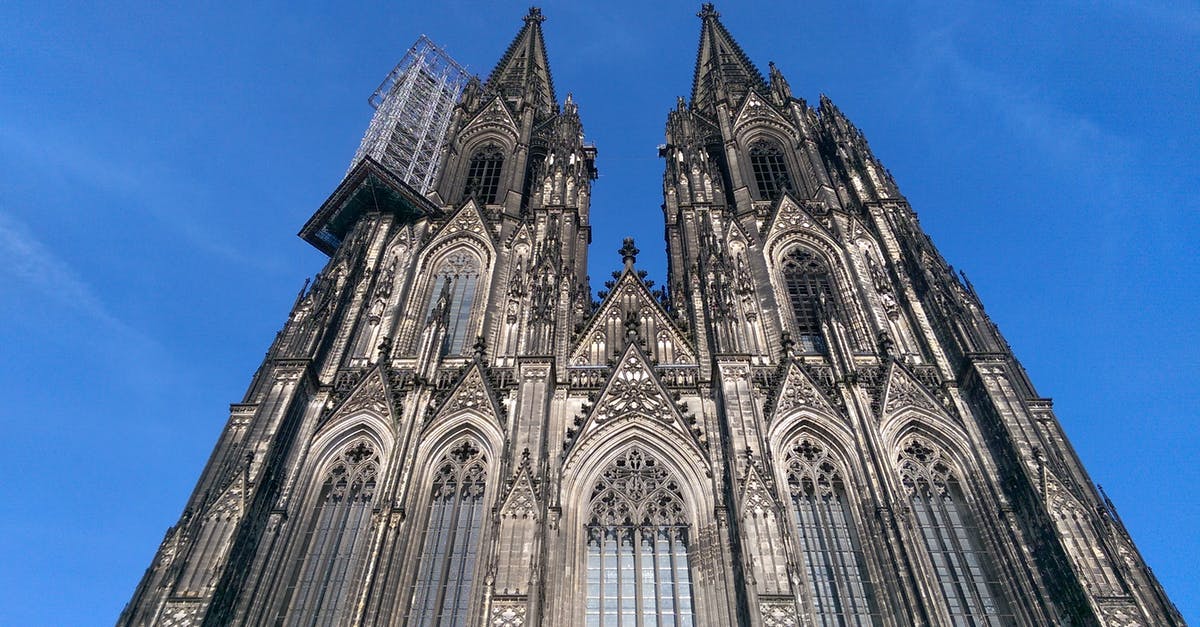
464,144,504,204
280,440,379,626
749,139,792,201
425,251,481,355
898,438,1011,626
585,448,695,627
781,249,833,354
785,439,879,626
407,440,488,626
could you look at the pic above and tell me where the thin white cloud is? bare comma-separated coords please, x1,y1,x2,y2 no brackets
909,21,1135,193
0,120,274,271
0,210,157,348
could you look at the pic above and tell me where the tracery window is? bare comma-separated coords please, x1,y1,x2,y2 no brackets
897,438,1011,626
781,249,833,354
785,439,879,626
424,251,481,355
585,448,694,627
749,139,792,201
464,144,504,204
407,440,488,626
280,440,379,626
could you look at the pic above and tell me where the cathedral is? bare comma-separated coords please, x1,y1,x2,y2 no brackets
120,6,1183,626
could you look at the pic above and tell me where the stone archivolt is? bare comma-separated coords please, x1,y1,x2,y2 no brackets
119,6,1183,627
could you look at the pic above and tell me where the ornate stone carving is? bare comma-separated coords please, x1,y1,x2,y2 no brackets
159,601,204,627
760,599,799,627
490,599,528,626
882,365,940,416
772,362,836,419
592,351,670,422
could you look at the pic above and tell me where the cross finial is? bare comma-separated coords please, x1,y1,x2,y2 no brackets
698,3,719,19
619,237,639,271
524,6,545,24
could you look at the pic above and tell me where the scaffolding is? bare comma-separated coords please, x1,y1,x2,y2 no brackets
349,35,471,194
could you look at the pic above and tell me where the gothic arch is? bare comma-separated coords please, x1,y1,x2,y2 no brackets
558,434,715,626
766,238,870,352
270,426,390,626
766,409,857,475
889,431,1016,624
737,130,802,202
772,430,883,623
398,425,502,626
407,241,493,355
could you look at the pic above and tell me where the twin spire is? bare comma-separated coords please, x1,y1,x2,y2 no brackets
486,7,558,117
691,3,769,113
485,5,774,117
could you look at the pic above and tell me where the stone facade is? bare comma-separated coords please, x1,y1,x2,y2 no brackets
119,6,1184,627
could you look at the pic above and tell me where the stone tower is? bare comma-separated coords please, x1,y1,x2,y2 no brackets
120,6,1182,626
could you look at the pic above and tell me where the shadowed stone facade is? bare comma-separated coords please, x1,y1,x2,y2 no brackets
120,6,1183,626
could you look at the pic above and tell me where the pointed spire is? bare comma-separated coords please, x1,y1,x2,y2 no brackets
486,7,558,117
691,3,766,113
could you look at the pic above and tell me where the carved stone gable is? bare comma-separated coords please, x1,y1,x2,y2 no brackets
881,364,941,417
440,364,495,416
733,91,791,133
593,349,672,422
740,463,778,515
771,361,837,420
438,199,493,241
329,368,393,421
462,95,520,142
500,467,538,519
764,195,830,244
569,269,695,366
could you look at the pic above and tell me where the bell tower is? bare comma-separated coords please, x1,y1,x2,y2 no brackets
658,4,1182,626
120,6,1182,627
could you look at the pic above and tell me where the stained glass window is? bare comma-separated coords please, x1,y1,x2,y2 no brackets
407,441,488,626
424,251,481,355
749,139,792,201
464,144,504,204
785,439,879,626
280,440,379,626
585,448,694,627
781,249,832,354
898,438,1011,626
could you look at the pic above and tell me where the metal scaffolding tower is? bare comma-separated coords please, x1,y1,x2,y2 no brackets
349,35,470,194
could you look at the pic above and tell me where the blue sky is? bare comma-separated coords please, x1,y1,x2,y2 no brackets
1,1,1196,623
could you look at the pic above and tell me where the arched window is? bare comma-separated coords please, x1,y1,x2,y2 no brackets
280,440,379,626
897,438,1011,625
749,139,792,201
781,249,833,354
464,144,504,204
585,448,694,627
785,439,879,626
425,251,481,355
407,440,488,626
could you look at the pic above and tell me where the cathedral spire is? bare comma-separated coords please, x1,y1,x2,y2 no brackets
691,3,766,113
486,6,558,117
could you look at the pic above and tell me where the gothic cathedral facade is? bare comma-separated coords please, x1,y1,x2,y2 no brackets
120,6,1182,627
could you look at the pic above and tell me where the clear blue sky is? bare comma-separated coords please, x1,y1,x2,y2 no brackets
1,1,1196,624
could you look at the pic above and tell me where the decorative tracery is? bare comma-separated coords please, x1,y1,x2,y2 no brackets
281,440,380,626
896,437,1011,625
464,144,504,204
425,250,482,355
585,448,694,626
781,249,833,354
749,139,792,201
407,440,489,626
784,439,878,625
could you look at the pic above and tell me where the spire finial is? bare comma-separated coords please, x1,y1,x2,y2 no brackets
524,6,545,24
619,237,639,271
698,3,719,19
